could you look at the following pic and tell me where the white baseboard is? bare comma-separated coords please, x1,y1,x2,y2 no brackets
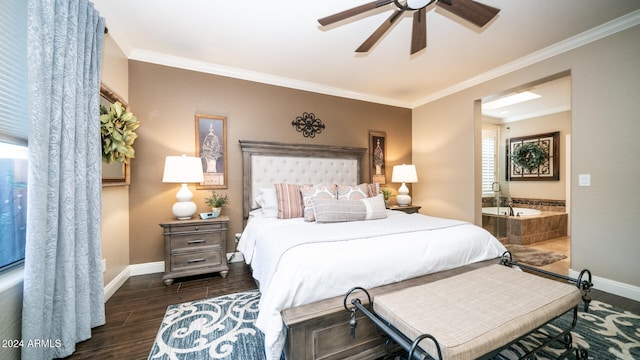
103,266,130,302
569,268,640,302
103,262,163,302
130,261,165,276
103,253,245,301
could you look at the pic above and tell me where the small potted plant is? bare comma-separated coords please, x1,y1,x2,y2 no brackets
380,188,393,207
204,191,228,218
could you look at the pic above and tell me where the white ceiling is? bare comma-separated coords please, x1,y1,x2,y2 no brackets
92,0,640,112
482,75,572,123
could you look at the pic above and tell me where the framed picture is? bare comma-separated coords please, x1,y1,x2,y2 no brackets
100,83,130,187
369,131,386,185
195,114,227,189
507,131,559,181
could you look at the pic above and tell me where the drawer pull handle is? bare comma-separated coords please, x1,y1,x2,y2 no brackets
187,258,206,264
187,239,206,244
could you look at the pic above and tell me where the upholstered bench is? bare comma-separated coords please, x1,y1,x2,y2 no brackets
344,258,592,360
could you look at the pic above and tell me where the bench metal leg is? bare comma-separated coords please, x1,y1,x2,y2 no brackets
500,251,593,313
344,287,440,360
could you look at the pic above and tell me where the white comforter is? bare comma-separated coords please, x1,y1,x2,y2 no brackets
237,210,506,360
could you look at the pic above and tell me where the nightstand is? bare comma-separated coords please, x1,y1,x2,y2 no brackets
160,216,229,285
387,205,421,214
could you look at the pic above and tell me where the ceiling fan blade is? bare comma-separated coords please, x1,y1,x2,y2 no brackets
356,9,405,53
411,7,427,54
318,0,394,26
436,0,500,27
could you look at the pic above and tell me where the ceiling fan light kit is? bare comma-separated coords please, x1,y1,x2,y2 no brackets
405,0,438,10
318,0,499,55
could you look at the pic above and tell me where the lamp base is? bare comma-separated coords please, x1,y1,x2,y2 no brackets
172,201,197,220
171,183,197,220
396,194,411,206
396,182,411,206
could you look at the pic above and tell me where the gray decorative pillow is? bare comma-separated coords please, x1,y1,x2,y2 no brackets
313,194,387,223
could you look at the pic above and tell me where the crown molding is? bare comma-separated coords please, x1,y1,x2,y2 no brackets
111,9,639,110
411,9,640,108
127,49,412,109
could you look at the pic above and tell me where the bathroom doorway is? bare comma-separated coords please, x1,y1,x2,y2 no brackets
478,73,572,265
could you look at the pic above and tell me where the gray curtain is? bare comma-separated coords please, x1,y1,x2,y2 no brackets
23,0,105,358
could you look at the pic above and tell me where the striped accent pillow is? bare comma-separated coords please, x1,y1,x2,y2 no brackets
365,183,380,197
313,194,387,223
274,183,304,219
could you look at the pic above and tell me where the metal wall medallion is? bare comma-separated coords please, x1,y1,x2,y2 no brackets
291,112,325,138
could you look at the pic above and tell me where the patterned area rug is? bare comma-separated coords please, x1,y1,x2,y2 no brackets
148,290,640,360
148,290,265,360
505,244,567,266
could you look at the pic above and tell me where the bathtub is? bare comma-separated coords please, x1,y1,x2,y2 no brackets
482,207,541,216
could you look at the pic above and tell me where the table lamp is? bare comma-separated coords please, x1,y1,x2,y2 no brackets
391,164,418,206
162,155,204,220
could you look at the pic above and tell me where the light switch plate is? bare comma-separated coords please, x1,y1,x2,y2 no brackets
578,174,591,186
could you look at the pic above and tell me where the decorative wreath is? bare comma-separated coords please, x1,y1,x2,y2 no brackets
512,143,547,170
100,101,140,164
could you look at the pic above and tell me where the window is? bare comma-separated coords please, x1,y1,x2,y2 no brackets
0,143,27,270
481,128,498,196
0,0,28,271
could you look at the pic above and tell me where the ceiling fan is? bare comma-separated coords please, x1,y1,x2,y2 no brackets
318,0,500,55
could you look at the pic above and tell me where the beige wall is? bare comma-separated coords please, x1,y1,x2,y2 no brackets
413,25,640,288
100,35,130,285
128,61,412,264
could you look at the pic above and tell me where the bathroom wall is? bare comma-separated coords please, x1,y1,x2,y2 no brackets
498,111,571,201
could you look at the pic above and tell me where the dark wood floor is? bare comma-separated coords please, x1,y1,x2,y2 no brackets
64,261,639,359
63,262,258,359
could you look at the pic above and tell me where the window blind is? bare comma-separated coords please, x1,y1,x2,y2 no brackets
0,0,28,145
481,130,497,196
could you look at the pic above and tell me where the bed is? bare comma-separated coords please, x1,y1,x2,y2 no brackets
237,140,507,360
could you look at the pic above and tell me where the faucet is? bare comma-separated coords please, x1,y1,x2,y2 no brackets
508,201,515,216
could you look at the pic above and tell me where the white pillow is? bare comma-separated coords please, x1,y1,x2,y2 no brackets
256,187,278,217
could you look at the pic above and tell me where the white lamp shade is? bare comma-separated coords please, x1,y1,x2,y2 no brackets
391,164,418,183
162,155,204,183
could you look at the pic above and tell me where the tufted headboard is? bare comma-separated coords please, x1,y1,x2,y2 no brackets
239,140,367,222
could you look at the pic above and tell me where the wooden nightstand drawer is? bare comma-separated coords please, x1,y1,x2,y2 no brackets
163,221,226,234
170,249,223,272
170,231,223,251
